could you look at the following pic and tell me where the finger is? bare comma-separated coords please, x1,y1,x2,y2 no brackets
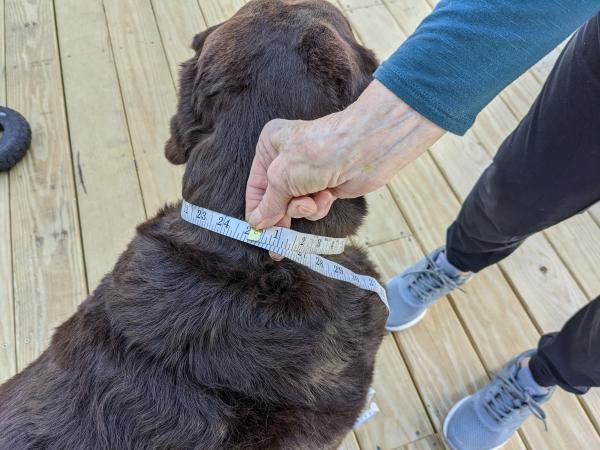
245,149,271,222
268,251,284,261
287,196,318,219
248,178,292,229
306,190,336,221
268,214,291,261
245,120,289,227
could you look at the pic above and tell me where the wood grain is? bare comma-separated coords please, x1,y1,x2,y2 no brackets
368,240,527,449
338,0,382,10
396,434,445,450
103,0,183,215
592,203,600,225
354,187,412,247
498,71,542,119
382,0,431,35
152,0,207,81
355,333,433,448
337,432,361,450
470,61,600,308
0,0,17,383
54,0,146,288
336,0,405,61
545,212,600,297
582,389,600,432
197,0,248,26
6,0,87,368
530,41,566,83
387,154,454,248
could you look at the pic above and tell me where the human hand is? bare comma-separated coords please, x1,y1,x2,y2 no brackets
245,80,445,230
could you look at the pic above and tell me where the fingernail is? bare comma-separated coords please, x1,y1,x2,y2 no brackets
248,210,263,228
269,251,284,261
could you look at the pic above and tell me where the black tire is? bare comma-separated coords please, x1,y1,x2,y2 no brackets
0,107,32,171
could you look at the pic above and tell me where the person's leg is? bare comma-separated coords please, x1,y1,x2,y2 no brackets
435,15,600,449
387,12,600,332
446,13,600,273
530,295,600,394
442,16,600,448
444,296,600,450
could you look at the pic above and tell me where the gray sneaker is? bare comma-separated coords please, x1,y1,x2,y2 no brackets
386,246,471,331
444,350,554,450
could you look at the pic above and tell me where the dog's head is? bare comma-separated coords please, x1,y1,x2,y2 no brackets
166,0,378,237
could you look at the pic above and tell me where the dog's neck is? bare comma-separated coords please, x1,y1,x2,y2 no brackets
179,105,366,239
181,109,258,219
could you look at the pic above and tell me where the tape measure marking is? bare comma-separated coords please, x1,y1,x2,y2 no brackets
180,201,388,310
353,387,379,429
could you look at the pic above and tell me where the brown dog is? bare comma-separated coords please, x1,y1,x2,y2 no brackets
0,1,387,448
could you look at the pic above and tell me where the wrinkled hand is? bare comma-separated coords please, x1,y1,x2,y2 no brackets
245,80,445,230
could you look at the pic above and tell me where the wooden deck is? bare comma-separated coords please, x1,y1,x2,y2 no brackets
1,1,600,448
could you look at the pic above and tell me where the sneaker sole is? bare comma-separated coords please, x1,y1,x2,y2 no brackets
443,395,506,450
385,310,427,332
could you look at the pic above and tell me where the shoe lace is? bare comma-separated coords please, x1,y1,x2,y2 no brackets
402,256,463,304
484,369,549,431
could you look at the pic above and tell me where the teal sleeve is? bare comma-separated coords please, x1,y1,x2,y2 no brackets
374,0,600,135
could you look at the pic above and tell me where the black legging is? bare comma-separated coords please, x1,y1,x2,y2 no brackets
446,13,600,394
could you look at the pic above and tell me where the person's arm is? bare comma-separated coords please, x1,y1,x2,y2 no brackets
245,81,444,229
376,0,600,135
246,0,600,229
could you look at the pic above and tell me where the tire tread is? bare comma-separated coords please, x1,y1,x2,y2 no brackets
0,107,32,171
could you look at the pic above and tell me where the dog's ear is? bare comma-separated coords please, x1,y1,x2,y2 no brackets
165,24,222,165
297,24,359,107
165,110,189,165
191,23,222,53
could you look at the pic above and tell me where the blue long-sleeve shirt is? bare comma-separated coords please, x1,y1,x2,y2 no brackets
374,0,600,135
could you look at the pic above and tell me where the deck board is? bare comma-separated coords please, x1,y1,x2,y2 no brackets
354,333,434,448
151,0,207,80
6,0,87,369
353,188,412,247
103,0,182,215
2,0,599,448
338,432,361,450
0,0,17,384
197,0,248,26
54,0,146,288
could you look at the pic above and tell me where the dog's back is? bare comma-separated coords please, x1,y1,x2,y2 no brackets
0,1,387,448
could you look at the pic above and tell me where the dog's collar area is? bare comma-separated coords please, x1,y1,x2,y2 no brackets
180,200,388,310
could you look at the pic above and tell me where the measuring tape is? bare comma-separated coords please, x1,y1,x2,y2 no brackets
353,387,379,429
180,200,388,311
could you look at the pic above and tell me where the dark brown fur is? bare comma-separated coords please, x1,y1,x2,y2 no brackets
0,1,386,448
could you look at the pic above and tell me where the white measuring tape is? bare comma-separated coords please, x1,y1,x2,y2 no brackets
180,200,388,311
353,387,379,429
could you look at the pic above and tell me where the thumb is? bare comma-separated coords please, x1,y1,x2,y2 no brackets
246,119,292,228
248,177,292,229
